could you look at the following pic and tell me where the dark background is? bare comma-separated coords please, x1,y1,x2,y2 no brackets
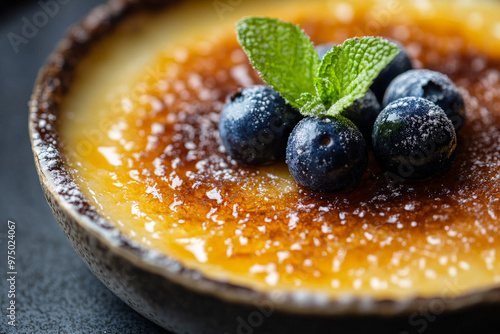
0,0,169,333
1,1,500,334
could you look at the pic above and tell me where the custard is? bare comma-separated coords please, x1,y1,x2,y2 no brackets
59,0,500,300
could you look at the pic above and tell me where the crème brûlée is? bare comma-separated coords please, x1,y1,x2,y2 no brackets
59,0,500,301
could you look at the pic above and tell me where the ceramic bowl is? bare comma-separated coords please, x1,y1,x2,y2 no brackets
29,0,500,333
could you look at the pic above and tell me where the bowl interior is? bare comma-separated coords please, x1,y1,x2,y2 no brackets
31,0,500,317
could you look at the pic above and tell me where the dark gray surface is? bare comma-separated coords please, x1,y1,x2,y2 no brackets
0,1,169,333
3,1,500,334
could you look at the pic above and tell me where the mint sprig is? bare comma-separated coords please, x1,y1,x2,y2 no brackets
236,17,319,110
236,17,400,118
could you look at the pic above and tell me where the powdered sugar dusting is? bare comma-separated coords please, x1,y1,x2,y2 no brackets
50,4,500,299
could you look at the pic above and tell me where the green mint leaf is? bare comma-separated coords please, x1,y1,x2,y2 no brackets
236,17,319,110
236,17,400,118
296,93,326,116
316,37,400,116
314,47,342,110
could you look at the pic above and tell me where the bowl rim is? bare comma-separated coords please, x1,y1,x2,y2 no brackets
29,0,500,316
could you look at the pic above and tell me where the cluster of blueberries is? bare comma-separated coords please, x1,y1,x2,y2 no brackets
219,41,465,193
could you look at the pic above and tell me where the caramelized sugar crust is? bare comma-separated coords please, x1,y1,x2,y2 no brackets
61,3,500,298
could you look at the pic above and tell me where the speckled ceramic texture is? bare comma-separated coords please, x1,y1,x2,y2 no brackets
29,0,500,333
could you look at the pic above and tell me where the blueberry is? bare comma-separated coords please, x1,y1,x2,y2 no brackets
343,89,381,141
286,116,368,193
219,85,302,165
315,42,335,61
372,97,457,180
383,69,466,132
370,40,413,102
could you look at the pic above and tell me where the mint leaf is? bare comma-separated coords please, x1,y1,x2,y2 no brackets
314,47,342,110
236,17,400,118
316,37,400,116
236,17,319,110
314,77,338,110
296,93,326,116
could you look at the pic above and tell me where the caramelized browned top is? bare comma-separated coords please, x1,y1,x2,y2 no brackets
61,2,500,297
